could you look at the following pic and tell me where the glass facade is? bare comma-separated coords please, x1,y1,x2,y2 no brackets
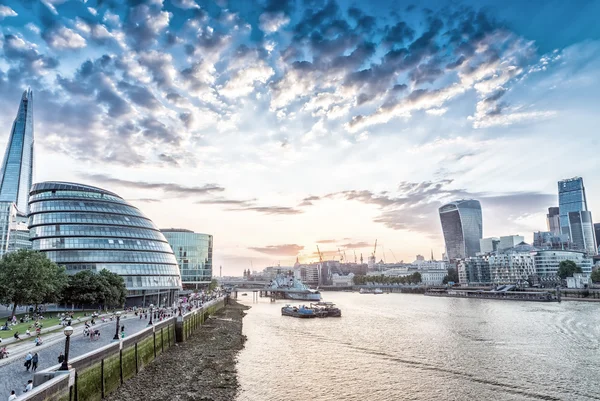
439,200,482,260
558,177,587,235
28,181,182,306
568,211,597,255
0,89,34,214
161,229,213,288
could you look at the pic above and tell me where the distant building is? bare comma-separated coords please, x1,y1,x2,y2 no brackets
332,273,354,286
458,255,491,286
489,244,536,285
421,270,446,286
498,235,525,251
568,211,597,255
439,199,483,260
415,254,425,261
533,231,570,249
161,229,213,289
566,273,591,289
595,223,600,249
533,249,592,277
479,237,499,254
547,207,560,235
411,260,447,270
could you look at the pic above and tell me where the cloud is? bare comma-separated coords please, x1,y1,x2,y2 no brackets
82,174,225,197
171,0,199,9
341,241,370,249
316,239,337,244
259,12,290,33
0,5,17,19
231,206,303,215
249,244,304,256
43,26,87,50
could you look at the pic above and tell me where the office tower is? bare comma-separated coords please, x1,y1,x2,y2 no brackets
546,207,560,235
595,223,600,250
0,90,35,255
439,200,483,260
161,229,213,289
558,177,596,255
29,182,182,306
480,237,499,253
568,211,597,255
0,89,34,214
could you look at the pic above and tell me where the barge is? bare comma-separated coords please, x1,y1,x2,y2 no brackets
425,288,558,302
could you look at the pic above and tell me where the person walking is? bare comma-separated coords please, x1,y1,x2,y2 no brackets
24,352,32,371
8,390,17,400
57,352,64,364
32,353,39,371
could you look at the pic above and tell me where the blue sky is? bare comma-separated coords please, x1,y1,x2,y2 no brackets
0,0,599,274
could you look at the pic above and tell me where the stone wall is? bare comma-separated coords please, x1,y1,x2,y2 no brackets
24,298,225,401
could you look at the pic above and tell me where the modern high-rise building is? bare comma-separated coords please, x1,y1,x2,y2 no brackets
0,89,34,214
29,182,182,306
558,177,596,255
546,207,560,235
595,223,600,250
161,229,213,289
568,211,597,254
0,89,35,256
439,200,482,260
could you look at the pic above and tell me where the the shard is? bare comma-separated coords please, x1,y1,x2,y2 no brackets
0,89,35,214
0,89,34,255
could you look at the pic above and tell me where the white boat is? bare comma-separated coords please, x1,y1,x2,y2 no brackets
374,288,383,294
267,274,322,301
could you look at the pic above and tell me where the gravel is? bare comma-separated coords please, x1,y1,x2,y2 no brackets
106,300,249,401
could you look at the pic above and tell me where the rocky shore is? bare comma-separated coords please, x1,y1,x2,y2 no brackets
106,300,250,401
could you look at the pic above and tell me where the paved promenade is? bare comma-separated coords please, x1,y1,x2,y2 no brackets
0,313,156,398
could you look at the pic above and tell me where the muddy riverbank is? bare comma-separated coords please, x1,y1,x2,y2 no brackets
106,300,249,401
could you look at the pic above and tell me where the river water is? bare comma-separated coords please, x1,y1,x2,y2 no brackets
235,292,600,401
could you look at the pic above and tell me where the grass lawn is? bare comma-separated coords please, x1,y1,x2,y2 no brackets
0,310,97,340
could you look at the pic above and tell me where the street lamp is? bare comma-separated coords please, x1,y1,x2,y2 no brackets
112,312,121,340
148,304,154,325
59,326,73,371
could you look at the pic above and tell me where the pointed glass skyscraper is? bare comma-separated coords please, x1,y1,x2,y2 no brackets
0,89,35,214
0,89,34,255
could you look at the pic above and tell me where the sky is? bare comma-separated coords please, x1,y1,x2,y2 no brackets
0,0,599,276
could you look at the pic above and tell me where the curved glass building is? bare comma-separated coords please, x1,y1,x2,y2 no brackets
439,199,482,260
28,182,182,306
161,229,213,289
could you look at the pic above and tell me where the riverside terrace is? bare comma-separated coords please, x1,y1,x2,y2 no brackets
8,297,226,401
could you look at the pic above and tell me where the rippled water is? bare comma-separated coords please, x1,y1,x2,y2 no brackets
235,292,600,401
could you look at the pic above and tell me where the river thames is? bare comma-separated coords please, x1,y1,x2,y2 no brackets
236,292,600,401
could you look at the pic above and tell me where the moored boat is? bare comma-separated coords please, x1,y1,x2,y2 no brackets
281,304,316,318
311,302,342,317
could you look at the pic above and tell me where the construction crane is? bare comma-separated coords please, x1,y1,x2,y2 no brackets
372,239,378,259
389,249,398,263
316,245,324,263
344,250,348,264
353,250,357,263
338,248,344,262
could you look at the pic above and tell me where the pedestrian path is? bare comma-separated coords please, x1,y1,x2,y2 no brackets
0,313,154,398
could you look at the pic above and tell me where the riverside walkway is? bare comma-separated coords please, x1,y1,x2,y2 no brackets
0,313,155,398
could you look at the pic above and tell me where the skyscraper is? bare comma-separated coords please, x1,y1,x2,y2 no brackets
546,207,560,235
595,223,600,250
0,89,34,214
558,177,596,255
439,200,483,260
0,90,35,255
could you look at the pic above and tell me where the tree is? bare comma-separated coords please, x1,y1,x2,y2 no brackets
557,260,582,279
591,269,600,283
0,249,68,319
208,279,218,291
443,268,459,285
98,269,127,309
62,269,127,309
